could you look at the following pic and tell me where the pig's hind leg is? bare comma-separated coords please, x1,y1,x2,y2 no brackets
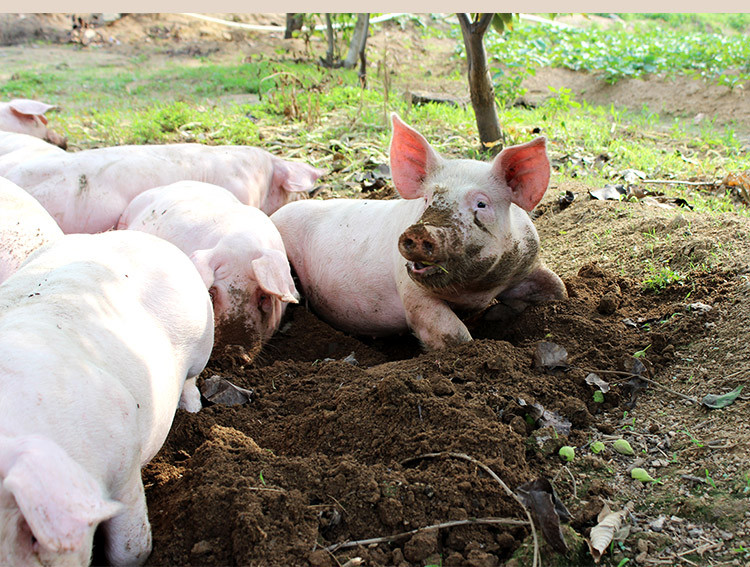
484,263,567,322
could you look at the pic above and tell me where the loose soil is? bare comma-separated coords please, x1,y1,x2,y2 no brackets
3,13,749,567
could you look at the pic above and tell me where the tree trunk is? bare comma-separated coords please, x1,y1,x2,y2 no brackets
343,13,370,70
457,13,504,154
284,13,303,39
321,14,336,67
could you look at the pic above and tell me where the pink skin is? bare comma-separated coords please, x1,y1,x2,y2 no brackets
118,181,298,351
0,99,67,149
0,177,63,285
0,230,214,566
272,113,567,350
0,132,66,177
4,143,325,234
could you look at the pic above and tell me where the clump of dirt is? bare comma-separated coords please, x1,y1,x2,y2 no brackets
142,259,720,566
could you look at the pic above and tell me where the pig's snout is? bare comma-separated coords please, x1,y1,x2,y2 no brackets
398,224,439,262
45,130,68,150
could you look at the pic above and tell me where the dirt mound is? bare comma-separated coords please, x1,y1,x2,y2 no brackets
141,258,721,566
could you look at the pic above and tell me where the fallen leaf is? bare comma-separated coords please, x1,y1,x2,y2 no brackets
589,184,626,201
702,385,743,409
585,373,610,393
516,478,571,554
533,341,569,373
587,502,633,563
200,375,254,406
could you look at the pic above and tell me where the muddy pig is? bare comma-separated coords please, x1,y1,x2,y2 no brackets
271,113,566,350
0,230,213,566
0,176,63,284
0,99,67,149
3,142,325,234
118,180,298,352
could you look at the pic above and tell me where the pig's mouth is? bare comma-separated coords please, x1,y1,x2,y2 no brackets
407,260,450,280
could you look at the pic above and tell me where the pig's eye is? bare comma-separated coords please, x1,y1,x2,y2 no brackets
477,201,487,208
258,294,271,312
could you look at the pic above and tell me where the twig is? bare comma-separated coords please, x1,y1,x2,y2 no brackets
401,452,540,567
323,517,529,553
642,179,718,187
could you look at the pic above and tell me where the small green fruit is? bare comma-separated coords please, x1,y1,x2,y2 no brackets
613,439,635,456
591,441,606,454
559,446,575,462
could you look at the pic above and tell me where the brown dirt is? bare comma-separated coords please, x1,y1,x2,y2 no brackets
3,13,750,567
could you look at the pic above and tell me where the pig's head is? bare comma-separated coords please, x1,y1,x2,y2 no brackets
0,435,122,567
262,157,325,215
0,100,68,149
390,113,551,298
190,237,299,353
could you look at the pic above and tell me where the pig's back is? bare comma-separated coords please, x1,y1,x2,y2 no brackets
0,177,62,284
272,198,420,335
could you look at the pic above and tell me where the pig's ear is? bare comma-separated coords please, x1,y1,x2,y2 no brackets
252,249,299,304
492,137,550,212
9,99,56,125
189,249,216,289
389,113,442,200
0,435,123,553
272,159,325,194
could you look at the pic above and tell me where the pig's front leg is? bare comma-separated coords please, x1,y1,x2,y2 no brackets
399,278,472,350
102,470,152,566
179,376,202,412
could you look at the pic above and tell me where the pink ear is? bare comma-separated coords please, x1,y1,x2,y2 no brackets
189,249,216,289
272,159,325,194
389,113,442,199
252,250,298,303
1,435,122,553
9,99,55,123
492,137,550,211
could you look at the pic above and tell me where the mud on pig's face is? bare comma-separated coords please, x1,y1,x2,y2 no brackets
390,113,550,293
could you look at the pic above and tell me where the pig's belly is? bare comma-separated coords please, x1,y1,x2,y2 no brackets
302,272,409,337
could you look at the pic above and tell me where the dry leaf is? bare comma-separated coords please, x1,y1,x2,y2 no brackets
587,502,633,563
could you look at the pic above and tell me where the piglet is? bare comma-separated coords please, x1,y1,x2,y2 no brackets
0,99,67,148
4,142,324,234
0,176,63,284
118,180,298,352
0,230,214,566
271,113,566,350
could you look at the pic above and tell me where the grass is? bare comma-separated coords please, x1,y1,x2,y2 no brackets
2,14,749,218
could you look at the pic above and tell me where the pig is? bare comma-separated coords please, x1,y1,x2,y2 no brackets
0,176,63,284
271,113,567,350
0,229,214,566
3,142,325,234
0,99,67,149
0,131,66,177
118,180,298,352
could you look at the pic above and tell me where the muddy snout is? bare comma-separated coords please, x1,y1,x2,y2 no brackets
398,223,443,262
45,129,68,150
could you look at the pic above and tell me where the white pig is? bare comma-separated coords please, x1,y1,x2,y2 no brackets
3,142,324,234
118,181,298,351
0,99,67,148
0,230,214,566
0,131,66,177
0,176,63,284
271,113,567,350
